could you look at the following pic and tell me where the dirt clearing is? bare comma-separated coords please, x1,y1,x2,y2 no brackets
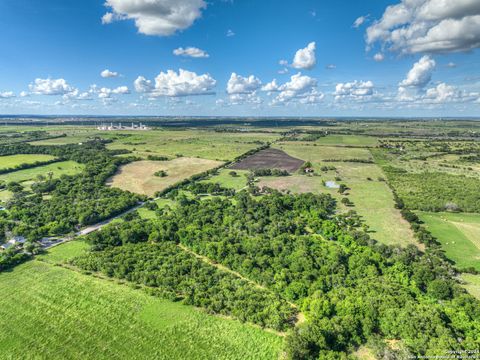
231,148,304,172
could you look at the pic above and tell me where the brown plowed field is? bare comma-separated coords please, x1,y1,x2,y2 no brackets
231,148,304,172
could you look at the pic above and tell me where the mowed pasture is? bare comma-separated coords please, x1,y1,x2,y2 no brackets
231,148,304,172
106,130,280,161
0,161,84,184
203,169,250,191
314,135,378,147
0,154,56,170
107,158,223,197
275,143,374,162
418,212,480,271
0,242,283,360
29,128,280,161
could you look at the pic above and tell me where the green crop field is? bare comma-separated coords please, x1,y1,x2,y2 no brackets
0,161,84,184
0,242,283,360
418,212,480,271
0,154,56,170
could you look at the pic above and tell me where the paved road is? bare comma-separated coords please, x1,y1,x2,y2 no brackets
41,201,145,249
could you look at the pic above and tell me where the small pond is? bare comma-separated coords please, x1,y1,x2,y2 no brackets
325,181,340,189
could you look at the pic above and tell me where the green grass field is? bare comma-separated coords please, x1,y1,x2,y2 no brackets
461,274,480,300
275,143,373,162
106,130,279,161
0,189,12,204
418,212,480,271
0,242,283,359
202,169,250,191
314,135,378,147
0,154,56,170
0,161,84,184
37,240,90,264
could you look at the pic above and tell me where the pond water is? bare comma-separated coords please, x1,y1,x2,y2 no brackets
325,181,340,189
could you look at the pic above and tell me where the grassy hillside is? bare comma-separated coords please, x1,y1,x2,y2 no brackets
0,242,282,360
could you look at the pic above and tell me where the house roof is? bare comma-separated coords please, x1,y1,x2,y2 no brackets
1,242,14,250
11,236,26,243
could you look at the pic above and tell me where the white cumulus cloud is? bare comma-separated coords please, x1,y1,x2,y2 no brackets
399,55,436,88
102,0,207,36
98,86,130,99
270,73,321,105
424,83,479,103
226,73,262,95
0,91,15,99
335,80,375,100
135,69,216,97
353,15,368,28
29,78,76,96
173,46,209,58
373,53,385,62
292,42,317,70
101,69,119,78
261,79,280,92
366,0,480,54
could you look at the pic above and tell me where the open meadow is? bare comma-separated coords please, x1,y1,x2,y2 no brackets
0,161,84,184
107,158,223,197
202,169,250,191
0,241,283,360
0,154,56,170
418,212,480,271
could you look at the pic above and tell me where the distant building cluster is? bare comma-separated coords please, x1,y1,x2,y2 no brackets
97,122,151,131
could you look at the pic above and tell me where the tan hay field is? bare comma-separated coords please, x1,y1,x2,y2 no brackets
107,158,223,196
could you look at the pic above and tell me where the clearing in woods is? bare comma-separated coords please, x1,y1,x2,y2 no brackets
0,154,56,170
0,161,84,184
231,148,304,172
0,241,283,360
107,157,223,197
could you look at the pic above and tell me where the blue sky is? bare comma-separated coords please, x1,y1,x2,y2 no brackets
0,0,479,116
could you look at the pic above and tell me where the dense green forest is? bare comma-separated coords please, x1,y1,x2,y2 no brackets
0,142,142,240
383,166,480,213
72,240,296,331
73,189,480,358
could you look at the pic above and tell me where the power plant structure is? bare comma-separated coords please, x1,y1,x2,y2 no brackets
96,122,151,131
